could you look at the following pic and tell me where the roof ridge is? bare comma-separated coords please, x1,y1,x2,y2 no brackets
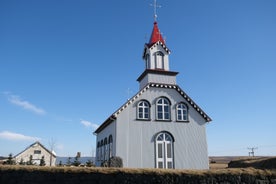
14,141,56,158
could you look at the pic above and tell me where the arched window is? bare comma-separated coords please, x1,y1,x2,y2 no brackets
100,140,104,161
155,51,164,69
176,103,188,121
104,138,108,161
155,132,174,169
156,98,170,121
137,100,150,120
108,135,113,159
146,54,150,69
97,142,100,161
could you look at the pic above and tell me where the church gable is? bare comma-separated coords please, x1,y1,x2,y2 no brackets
117,83,211,122
94,83,211,134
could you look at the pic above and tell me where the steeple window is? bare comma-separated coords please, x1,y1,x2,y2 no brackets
154,51,164,69
145,54,150,69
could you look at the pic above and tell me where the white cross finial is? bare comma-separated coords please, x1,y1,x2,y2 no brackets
151,0,161,22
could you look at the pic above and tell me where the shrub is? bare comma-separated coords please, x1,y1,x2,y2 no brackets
40,156,46,166
27,155,33,165
73,156,80,166
19,158,25,165
86,160,95,167
109,156,123,167
101,160,109,167
5,153,15,165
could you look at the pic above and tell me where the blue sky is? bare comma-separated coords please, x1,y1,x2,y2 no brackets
1,0,276,157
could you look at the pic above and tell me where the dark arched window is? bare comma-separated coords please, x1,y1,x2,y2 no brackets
100,140,104,161
146,54,150,69
97,142,100,161
104,138,108,161
108,135,113,159
137,100,150,120
176,103,188,121
156,97,170,120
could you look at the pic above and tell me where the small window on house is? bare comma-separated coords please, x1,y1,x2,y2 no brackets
137,100,150,120
156,97,170,121
176,103,188,121
34,150,41,154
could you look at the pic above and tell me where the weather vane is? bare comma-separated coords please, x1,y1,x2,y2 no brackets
150,0,161,22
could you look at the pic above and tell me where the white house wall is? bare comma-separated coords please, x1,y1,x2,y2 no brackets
115,87,209,169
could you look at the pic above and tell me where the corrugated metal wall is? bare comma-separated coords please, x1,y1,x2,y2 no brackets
114,87,209,169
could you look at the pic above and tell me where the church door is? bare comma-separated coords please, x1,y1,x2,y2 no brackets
155,132,174,169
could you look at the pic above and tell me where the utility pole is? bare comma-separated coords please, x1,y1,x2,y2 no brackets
247,147,258,157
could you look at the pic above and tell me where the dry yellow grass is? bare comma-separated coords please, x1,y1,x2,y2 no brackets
1,165,275,176
209,163,228,170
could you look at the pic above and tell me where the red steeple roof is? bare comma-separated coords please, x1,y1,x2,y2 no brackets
148,21,165,46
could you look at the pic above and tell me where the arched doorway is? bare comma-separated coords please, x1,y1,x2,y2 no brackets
155,132,174,169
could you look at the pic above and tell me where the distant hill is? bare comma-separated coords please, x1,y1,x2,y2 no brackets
209,156,272,164
0,156,7,160
56,157,95,165
228,157,276,169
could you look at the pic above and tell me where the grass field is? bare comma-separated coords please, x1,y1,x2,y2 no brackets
209,156,276,170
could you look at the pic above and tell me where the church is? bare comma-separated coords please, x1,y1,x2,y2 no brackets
94,16,212,169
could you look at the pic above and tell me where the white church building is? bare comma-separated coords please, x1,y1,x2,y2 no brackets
94,20,212,169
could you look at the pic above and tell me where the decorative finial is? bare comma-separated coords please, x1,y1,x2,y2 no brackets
150,0,161,22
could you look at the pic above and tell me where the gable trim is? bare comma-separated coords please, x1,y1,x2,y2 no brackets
143,41,170,59
14,141,56,158
94,83,212,134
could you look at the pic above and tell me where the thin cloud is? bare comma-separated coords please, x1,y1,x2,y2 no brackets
6,93,46,115
55,143,64,151
0,131,41,141
80,120,99,130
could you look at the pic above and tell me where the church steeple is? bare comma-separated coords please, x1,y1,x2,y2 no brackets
148,21,166,47
138,21,178,90
142,21,171,71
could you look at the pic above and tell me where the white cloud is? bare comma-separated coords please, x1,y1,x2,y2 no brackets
80,120,99,130
6,94,46,115
0,131,41,141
